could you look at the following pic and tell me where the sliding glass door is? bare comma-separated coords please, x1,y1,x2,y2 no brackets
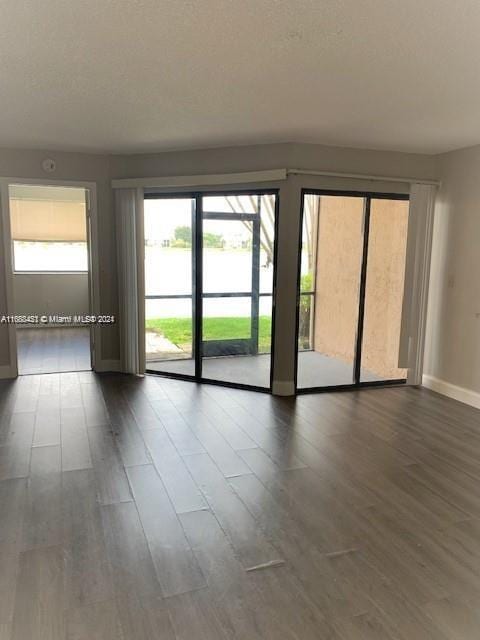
144,191,277,390
144,196,196,377
201,194,276,387
296,190,409,391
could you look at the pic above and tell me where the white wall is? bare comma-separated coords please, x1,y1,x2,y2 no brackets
0,141,437,380
3,140,478,397
14,273,89,323
424,145,480,401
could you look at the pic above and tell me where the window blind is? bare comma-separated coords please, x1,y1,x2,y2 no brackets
9,185,87,242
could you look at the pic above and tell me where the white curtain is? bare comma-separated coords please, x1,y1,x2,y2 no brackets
115,188,145,375
398,183,437,382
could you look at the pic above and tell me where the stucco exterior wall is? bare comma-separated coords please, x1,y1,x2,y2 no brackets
362,199,408,379
313,196,408,379
313,196,363,366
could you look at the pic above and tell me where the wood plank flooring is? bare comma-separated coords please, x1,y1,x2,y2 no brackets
1,372,480,638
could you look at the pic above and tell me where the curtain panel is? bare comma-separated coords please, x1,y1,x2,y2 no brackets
398,183,437,381
115,187,145,375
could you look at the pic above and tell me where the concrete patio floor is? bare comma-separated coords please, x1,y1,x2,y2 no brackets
146,350,383,388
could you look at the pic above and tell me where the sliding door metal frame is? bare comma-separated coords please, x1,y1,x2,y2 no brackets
294,188,409,394
193,195,202,379
353,196,371,385
144,188,279,393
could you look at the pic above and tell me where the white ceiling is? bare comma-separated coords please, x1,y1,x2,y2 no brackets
1,0,480,155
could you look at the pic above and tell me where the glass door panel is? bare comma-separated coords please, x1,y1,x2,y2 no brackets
360,198,409,381
297,194,364,389
144,197,195,377
296,191,410,391
201,193,276,388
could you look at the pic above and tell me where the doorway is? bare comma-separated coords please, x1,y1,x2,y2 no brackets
296,189,409,391
7,184,94,375
144,190,278,390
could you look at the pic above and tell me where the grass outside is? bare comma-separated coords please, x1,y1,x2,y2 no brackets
146,316,272,351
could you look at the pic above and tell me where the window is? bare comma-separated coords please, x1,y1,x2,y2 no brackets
13,240,88,272
9,184,88,272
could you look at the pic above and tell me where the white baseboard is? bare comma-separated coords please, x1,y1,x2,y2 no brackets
0,364,16,379
422,374,480,410
272,380,295,396
95,359,121,373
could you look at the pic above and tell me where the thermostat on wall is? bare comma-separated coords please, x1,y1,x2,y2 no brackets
42,158,56,173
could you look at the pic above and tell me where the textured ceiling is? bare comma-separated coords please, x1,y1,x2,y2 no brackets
1,0,479,154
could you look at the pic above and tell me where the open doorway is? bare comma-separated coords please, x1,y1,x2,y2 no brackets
8,184,93,375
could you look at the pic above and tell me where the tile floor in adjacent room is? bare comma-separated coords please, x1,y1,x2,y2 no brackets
16,328,91,375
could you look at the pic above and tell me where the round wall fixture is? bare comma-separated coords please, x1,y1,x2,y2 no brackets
41,158,56,173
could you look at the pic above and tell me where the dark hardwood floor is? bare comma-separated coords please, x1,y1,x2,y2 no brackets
0,371,479,639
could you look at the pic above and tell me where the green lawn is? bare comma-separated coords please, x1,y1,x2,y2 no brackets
146,316,272,351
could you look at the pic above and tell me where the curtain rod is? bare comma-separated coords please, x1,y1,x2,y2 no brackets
287,168,440,187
